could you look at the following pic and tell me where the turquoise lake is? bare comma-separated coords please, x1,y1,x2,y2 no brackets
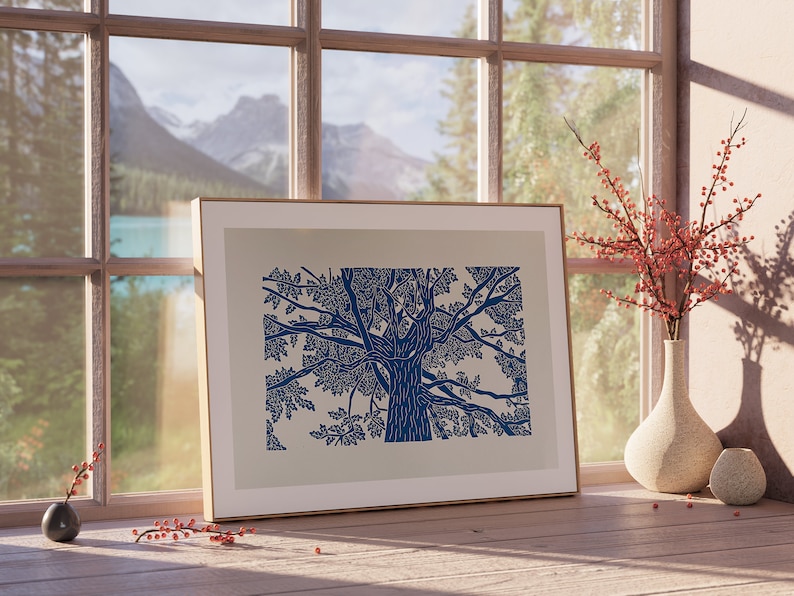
110,215,193,259
110,215,194,293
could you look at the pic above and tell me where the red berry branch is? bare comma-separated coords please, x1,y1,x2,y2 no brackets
566,112,761,340
64,442,104,504
132,518,257,544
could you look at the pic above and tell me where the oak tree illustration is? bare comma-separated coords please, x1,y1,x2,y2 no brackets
262,266,530,449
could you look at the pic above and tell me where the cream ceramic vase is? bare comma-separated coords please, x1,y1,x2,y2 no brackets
624,340,723,493
709,447,767,506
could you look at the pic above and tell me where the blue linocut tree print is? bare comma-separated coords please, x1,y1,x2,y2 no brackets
262,266,529,449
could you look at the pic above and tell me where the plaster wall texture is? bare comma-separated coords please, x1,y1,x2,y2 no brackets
680,0,794,502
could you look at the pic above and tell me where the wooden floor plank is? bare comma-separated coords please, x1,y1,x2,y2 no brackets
1,484,793,595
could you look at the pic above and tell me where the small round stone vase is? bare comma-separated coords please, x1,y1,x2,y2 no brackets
41,502,81,542
709,447,767,506
624,340,723,493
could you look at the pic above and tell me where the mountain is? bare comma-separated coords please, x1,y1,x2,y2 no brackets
146,105,209,141
110,63,430,207
142,78,430,202
109,63,271,201
183,94,289,194
321,123,429,201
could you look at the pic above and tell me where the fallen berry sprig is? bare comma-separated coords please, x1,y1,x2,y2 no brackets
132,517,257,544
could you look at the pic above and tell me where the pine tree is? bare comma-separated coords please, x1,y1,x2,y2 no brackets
32,29,84,257
0,3,87,499
413,5,478,201
425,0,643,463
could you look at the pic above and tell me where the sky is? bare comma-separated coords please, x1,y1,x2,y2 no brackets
108,0,480,160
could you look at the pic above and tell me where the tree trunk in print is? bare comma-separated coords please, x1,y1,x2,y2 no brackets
385,359,431,442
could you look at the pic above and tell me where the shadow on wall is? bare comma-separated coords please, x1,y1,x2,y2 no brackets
678,0,794,504
717,211,794,502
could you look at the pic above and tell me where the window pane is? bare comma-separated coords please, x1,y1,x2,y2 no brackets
0,30,85,258
110,276,200,493
323,51,477,201
504,0,643,50
324,0,476,38
569,274,639,463
0,278,85,501
0,0,81,9
109,0,289,25
109,38,289,257
502,62,642,258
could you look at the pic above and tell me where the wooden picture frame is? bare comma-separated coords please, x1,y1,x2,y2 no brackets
192,198,578,521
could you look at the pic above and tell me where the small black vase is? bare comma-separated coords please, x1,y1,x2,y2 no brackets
41,502,81,542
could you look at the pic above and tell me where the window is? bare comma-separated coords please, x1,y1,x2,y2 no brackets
0,0,666,521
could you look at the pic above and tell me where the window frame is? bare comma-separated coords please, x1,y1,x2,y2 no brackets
0,0,673,525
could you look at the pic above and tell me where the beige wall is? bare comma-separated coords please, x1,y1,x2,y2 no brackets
680,1,794,501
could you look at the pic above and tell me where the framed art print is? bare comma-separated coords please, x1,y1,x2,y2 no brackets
192,198,578,521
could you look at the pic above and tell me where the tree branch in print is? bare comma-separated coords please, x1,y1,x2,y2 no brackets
262,266,530,448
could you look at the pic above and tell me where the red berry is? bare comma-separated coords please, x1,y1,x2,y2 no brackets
687,502,693,508
734,510,740,517
147,534,152,540
686,493,692,499
97,442,105,449
132,529,138,535
249,528,257,534
652,503,658,509
314,547,321,554
173,534,179,541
